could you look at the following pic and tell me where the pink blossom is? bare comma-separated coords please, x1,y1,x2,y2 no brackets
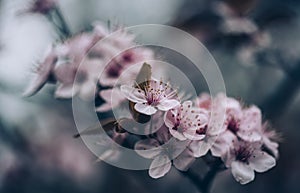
135,126,194,178
224,98,262,142
121,80,180,115
164,101,209,141
190,93,263,158
223,140,276,184
24,24,107,99
189,94,228,157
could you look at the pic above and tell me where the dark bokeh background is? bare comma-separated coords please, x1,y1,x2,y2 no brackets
0,0,300,193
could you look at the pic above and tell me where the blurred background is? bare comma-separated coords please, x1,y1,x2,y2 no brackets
0,0,300,192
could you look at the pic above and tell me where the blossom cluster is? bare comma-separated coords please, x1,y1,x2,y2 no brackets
121,79,279,184
24,20,279,185
24,22,153,103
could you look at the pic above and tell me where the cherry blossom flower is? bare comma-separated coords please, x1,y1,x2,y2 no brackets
223,98,262,142
121,80,180,115
190,93,264,158
135,126,194,178
190,94,228,157
164,101,209,141
223,140,276,184
24,23,108,99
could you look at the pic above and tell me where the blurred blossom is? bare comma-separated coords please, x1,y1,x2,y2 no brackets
32,134,95,180
54,58,103,100
237,31,271,66
214,1,258,35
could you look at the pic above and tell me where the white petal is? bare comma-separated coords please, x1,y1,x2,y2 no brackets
231,161,255,185
135,139,161,159
134,103,157,115
149,155,172,179
120,85,146,103
237,130,262,142
157,99,180,111
183,129,205,141
211,131,236,157
189,140,210,158
169,128,187,141
249,150,276,172
164,109,177,129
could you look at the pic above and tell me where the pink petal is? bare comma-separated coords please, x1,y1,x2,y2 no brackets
157,99,180,111
211,131,236,157
231,161,255,185
149,155,172,179
120,85,146,103
23,50,57,97
183,129,205,141
189,140,211,157
135,139,161,159
134,103,157,115
237,130,262,142
163,109,177,129
249,150,276,172
263,137,279,158
173,149,195,171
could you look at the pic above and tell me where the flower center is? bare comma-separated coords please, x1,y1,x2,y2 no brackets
107,63,122,77
227,117,239,133
196,125,207,135
235,146,252,163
